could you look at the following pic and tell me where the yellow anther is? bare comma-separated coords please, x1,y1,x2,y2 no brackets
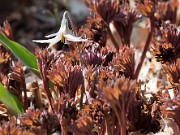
61,34,65,43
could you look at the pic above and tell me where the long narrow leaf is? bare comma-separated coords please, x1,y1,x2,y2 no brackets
0,83,24,116
0,34,39,76
0,34,57,97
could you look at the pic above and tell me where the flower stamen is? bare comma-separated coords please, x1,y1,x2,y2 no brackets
61,34,65,43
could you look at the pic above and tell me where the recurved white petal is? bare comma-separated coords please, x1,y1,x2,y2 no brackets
48,36,61,49
45,26,62,38
32,39,52,43
64,34,89,42
45,33,58,38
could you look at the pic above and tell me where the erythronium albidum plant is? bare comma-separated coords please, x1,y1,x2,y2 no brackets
0,0,180,135
33,11,91,49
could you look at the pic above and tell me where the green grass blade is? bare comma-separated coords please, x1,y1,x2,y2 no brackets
0,34,39,76
0,83,24,116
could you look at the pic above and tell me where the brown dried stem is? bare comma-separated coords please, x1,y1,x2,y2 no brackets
22,73,28,110
134,20,155,79
107,26,119,51
120,110,127,135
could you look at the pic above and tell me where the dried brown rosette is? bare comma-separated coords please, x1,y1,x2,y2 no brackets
84,17,107,47
47,60,83,98
51,94,78,135
113,7,139,45
84,0,119,25
0,20,14,76
163,58,180,86
153,23,180,63
111,46,135,79
7,61,27,109
160,88,180,133
0,117,23,135
99,77,137,135
154,0,179,27
152,42,175,63
135,0,156,18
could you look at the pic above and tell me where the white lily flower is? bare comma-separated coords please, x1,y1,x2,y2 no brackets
33,11,90,49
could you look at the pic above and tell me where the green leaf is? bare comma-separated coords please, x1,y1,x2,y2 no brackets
0,83,24,116
0,34,57,97
0,34,39,76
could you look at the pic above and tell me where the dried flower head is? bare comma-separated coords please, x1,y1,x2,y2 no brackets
0,46,11,75
162,23,180,55
0,20,14,76
153,22,180,63
68,115,94,135
20,108,42,127
79,100,105,128
100,47,114,66
82,46,102,67
85,17,107,47
99,77,137,134
51,94,78,135
84,0,119,25
7,62,27,108
19,108,59,134
35,48,54,110
0,20,13,40
111,46,135,79
48,60,83,98
84,0,123,50
135,0,156,18
163,58,180,86
0,115,42,135
0,104,8,118
113,7,140,45
152,42,175,63
160,89,180,132
155,0,179,27
0,117,22,135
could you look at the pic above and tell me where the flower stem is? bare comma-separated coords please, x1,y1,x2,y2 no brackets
65,11,85,108
107,26,119,51
65,11,84,67
105,118,112,135
22,77,28,110
134,21,154,79
120,107,127,135
61,126,68,135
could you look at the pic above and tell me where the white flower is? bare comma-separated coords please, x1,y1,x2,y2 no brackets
33,11,90,49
